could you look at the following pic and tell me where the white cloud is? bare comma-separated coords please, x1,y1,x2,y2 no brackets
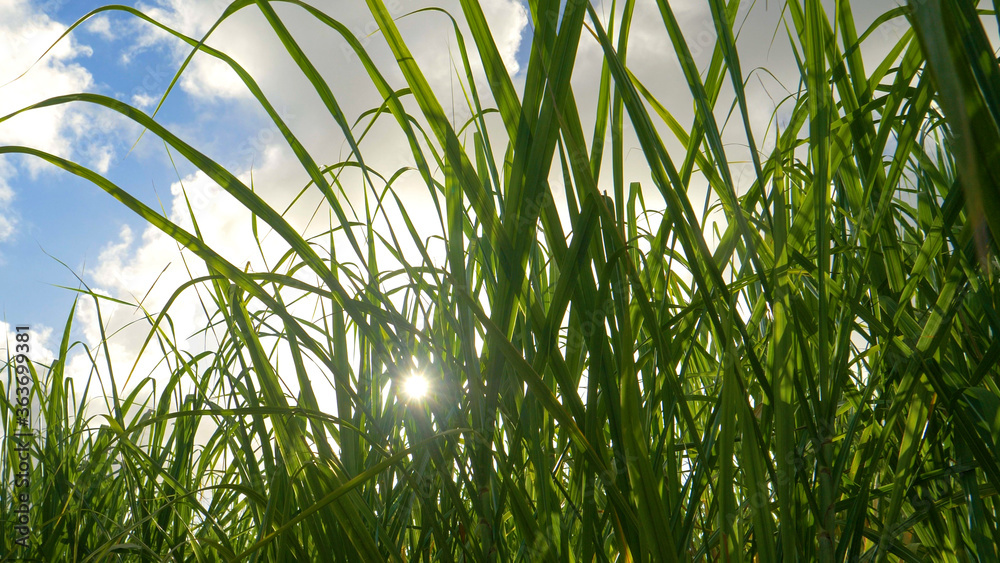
482,0,529,75
86,15,115,40
0,0,124,243
0,1,95,158
130,91,157,109
130,0,259,102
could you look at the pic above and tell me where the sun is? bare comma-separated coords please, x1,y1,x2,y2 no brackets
402,373,430,400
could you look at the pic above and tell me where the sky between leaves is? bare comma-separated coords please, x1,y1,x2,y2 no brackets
0,0,912,397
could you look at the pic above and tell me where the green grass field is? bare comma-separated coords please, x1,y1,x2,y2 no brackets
4,0,1000,560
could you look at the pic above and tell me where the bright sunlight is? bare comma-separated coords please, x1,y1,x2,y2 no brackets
402,373,430,400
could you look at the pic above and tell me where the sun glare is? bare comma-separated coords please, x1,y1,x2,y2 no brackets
402,373,430,400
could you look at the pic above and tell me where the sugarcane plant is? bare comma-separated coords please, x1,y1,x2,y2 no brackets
2,0,1000,560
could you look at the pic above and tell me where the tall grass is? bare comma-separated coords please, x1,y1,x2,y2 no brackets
3,0,1000,560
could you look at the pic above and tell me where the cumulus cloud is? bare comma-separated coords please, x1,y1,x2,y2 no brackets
0,0,129,245
0,2,97,159
85,14,115,40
